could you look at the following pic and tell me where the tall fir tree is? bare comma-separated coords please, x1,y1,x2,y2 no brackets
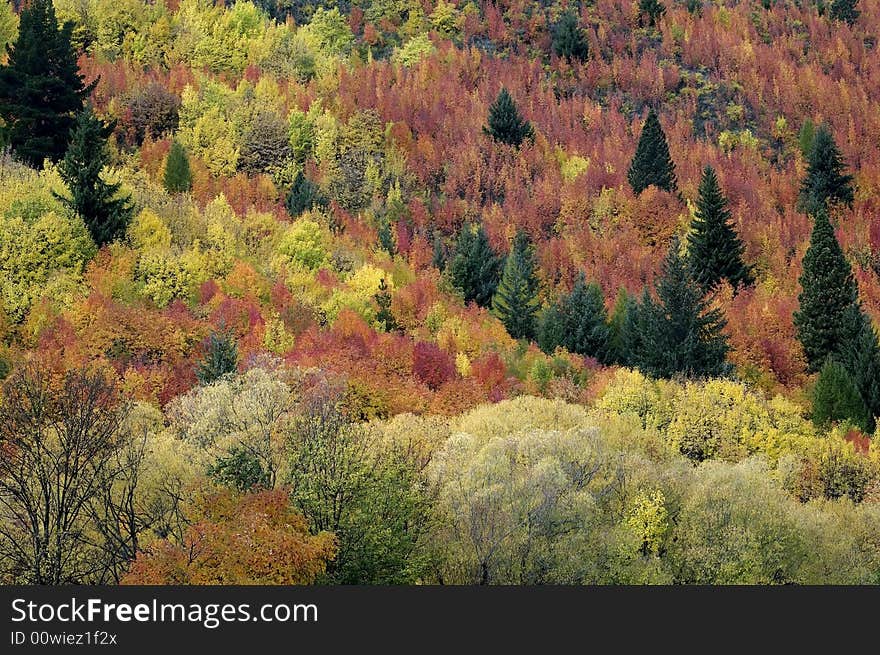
830,0,859,25
538,273,610,362
798,125,854,214
793,208,860,372
811,358,870,432
607,287,637,365
551,10,589,62
0,0,95,166
449,222,502,308
839,307,880,432
492,230,541,340
285,170,327,217
688,166,754,292
55,106,132,247
636,238,730,379
627,109,678,195
163,141,192,194
197,329,239,385
639,0,667,27
483,87,534,147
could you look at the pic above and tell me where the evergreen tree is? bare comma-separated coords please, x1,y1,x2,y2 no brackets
449,222,502,308
207,447,271,492
830,0,859,25
483,87,534,147
688,166,754,292
285,170,327,217
607,287,637,365
811,358,870,432
639,0,667,27
492,230,541,340
627,109,678,196
374,278,398,332
538,273,610,361
163,141,192,194
552,10,589,62
0,0,96,166
636,238,730,378
377,216,396,256
197,330,239,385
55,106,132,247
798,125,854,214
432,231,447,272
793,208,860,372
839,308,880,432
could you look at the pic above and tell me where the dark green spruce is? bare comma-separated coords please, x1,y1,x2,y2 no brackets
798,125,854,214
163,141,192,194
197,329,239,385
552,10,589,62
492,230,541,340
483,88,534,147
449,222,502,308
627,109,677,195
538,272,610,362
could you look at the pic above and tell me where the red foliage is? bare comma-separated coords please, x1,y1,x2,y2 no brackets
412,341,456,390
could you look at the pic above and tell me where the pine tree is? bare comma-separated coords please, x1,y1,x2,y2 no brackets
197,330,239,385
793,208,860,373
449,222,502,308
839,308,880,432
377,216,396,256
55,106,132,247
163,141,192,194
688,166,754,292
432,232,447,271
637,238,730,379
483,88,534,147
798,125,854,214
639,0,667,27
538,273,610,361
285,170,327,217
0,0,96,166
627,109,678,196
830,0,859,25
811,358,870,432
552,10,589,62
492,230,541,340
374,278,398,332
607,287,637,365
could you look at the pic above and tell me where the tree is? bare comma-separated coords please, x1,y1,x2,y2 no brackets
449,222,502,308
636,238,730,379
639,0,667,27
55,106,132,247
839,309,880,432
830,0,859,25
0,0,95,166
811,358,870,432
793,208,860,372
163,141,192,194
0,361,133,584
374,277,398,331
627,109,677,195
285,170,327,217
122,489,336,585
539,273,610,362
798,125,854,214
238,110,294,174
552,10,588,62
483,87,534,147
607,287,639,365
196,329,239,385
688,166,753,292
492,230,541,340
377,216,396,256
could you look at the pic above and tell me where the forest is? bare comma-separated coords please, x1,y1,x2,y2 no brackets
0,0,880,585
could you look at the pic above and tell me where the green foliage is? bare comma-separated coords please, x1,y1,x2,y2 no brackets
635,239,730,379
793,208,860,372
392,34,436,67
0,0,95,166
552,11,588,62
798,118,816,157
278,217,329,270
374,277,398,331
539,272,610,362
163,141,193,194
688,166,753,292
208,446,271,491
492,230,541,340
285,171,327,218
483,87,534,147
798,125,854,213
238,110,294,175
55,106,133,248
839,312,880,433
449,222,501,308
830,0,859,25
197,330,239,385
811,358,870,431
639,0,667,27
627,109,677,195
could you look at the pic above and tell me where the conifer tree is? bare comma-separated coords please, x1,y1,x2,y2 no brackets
688,166,754,292
812,358,870,432
0,0,95,166
197,330,239,385
840,308,880,432
639,0,667,27
607,287,637,365
538,273,609,361
449,222,502,308
377,216,396,256
163,141,192,194
374,278,398,332
492,230,541,340
798,125,854,214
483,88,534,147
637,238,729,378
285,170,327,217
793,208,860,372
552,10,589,62
627,109,677,196
830,0,859,25
432,232,447,272
55,106,132,247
